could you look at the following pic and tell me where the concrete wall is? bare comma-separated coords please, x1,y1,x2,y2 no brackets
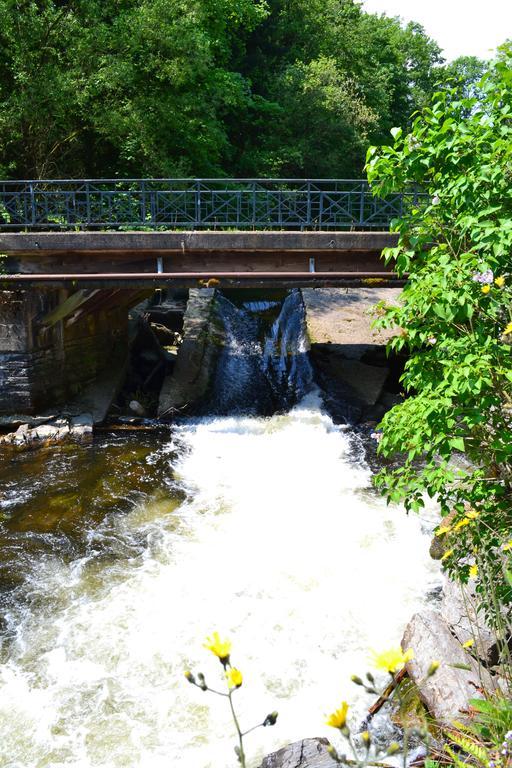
0,289,127,414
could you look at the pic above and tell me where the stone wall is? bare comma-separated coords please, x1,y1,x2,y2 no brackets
0,289,127,414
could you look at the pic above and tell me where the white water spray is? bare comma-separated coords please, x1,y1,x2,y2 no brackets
0,391,440,768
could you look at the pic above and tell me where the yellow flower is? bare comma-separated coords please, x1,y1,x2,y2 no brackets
226,668,243,689
465,509,479,520
469,564,478,578
435,525,452,536
441,548,454,561
325,701,349,729
463,639,475,649
495,276,505,287
503,540,512,552
454,517,470,531
203,632,232,664
481,284,491,294
371,647,414,674
504,322,512,336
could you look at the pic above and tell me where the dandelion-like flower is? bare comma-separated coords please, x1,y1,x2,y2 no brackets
226,668,243,689
495,276,506,287
441,548,454,561
435,525,452,536
504,322,512,336
454,517,471,531
469,564,478,578
481,284,491,294
325,701,349,729
370,647,414,674
463,639,475,649
203,632,232,665
502,540,512,552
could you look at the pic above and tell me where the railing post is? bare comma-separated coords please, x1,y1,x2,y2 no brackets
195,179,201,227
141,179,146,226
86,182,91,228
359,182,365,227
306,180,311,228
29,182,35,227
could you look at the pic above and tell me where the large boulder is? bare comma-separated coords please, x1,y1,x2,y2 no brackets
260,738,338,768
402,610,494,724
440,577,497,665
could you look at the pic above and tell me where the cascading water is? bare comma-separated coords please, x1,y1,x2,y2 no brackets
262,290,314,408
0,291,441,768
205,290,314,415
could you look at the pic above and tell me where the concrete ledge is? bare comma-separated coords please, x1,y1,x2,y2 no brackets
0,230,398,255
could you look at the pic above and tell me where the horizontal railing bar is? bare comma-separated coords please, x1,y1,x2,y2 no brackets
0,178,373,184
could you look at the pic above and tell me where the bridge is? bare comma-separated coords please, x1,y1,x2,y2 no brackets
0,179,408,415
0,178,410,289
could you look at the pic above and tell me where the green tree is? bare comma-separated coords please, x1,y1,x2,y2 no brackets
233,0,443,177
366,46,512,627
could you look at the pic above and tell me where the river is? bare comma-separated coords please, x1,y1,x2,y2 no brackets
0,293,441,768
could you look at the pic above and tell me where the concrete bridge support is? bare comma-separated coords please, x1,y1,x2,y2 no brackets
0,288,130,415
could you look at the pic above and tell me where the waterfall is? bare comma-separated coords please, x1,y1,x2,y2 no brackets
205,290,314,415
262,290,314,409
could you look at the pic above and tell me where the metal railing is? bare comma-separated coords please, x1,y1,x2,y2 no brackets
0,179,422,231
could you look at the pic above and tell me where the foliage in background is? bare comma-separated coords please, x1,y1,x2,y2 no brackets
0,0,454,179
366,46,512,636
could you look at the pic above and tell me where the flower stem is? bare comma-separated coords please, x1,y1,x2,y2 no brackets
228,689,246,768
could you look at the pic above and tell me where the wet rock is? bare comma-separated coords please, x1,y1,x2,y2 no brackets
1,413,93,449
310,345,389,423
260,738,338,768
402,610,494,724
13,423,29,445
129,400,147,417
70,413,94,442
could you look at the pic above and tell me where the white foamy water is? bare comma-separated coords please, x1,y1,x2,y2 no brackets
0,392,440,768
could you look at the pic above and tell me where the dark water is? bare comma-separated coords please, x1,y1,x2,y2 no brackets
205,290,314,415
0,433,183,612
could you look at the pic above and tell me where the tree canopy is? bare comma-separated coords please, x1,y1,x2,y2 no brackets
0,0,448,179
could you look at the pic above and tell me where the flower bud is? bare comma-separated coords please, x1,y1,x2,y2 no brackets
197,672,208,691
361,731,371,748
184,671,195,685
387,742,401,755
351,675,364,686
366,672,375,685
263,711,279,727
427,661,440,677
327,745,342,763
